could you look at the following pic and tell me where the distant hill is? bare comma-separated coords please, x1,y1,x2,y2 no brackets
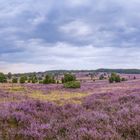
12,69,140,77
95,69,140,74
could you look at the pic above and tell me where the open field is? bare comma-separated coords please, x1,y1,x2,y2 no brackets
0,78,140,140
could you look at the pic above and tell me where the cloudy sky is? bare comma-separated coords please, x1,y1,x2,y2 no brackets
0,0,140,73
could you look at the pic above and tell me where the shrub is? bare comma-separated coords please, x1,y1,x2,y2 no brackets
28,75,38,83
62,73,76,83
20,76,26,84
32,77,38,83
109,77,114,83
12,78,18,83
64,81,81,88
43,75,55,84
23,76,28,81
109,73,121,83
28,78,31,83
0,73,7,83
121,78,127,81
61,77,64,83
115,75,121,83
7,72,12,79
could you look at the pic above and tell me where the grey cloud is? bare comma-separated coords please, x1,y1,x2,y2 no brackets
0,0,140,73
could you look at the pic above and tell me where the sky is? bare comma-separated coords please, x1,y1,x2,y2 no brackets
0,0,140,73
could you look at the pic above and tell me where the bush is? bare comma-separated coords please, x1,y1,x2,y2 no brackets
121,77,127,81
7,72,12,79
64,81,81,88
109,77,114,83
109,73,121,83
20,76,26,84
23,76,28,81
43,75,55,84
62,73,76,83
32,77,38,83
0,73,7,83
28,75,38,83
12,78,18,83
115,75,121,83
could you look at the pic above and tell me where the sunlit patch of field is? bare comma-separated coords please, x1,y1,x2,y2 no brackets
0,84,89,105
0,84,30,104
8,86,26,93
0,84,31,96
0,84,27,93
29,91,88,105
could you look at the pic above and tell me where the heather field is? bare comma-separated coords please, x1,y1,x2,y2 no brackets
0,78,140,140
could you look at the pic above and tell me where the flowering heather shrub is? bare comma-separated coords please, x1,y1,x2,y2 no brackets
0,91,140,140
0,89,28,103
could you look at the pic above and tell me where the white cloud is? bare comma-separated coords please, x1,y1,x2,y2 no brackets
59,20,93,38
0,62,49,74
1,39,140,73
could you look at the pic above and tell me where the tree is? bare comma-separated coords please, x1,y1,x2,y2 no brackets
115,75,121,83
43,75,55,84
62,73,76,83
12,78,18,83
62,73,81,88
7,72,12,79
109,77,114,83
0,73,7,83
121,77,127,81
109,73,121,83
29,76,38,83
23,75,28,81
20,76,26,84
61,77,64,83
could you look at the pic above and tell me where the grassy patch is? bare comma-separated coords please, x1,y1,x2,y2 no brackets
0,84,26,93
29,91,88,105
9,86,25,92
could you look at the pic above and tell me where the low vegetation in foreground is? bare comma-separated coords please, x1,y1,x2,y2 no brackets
0,90,140,140
0,72,140,140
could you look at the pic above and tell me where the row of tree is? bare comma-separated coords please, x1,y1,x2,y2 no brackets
0,72,133,86
0,72,81,88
